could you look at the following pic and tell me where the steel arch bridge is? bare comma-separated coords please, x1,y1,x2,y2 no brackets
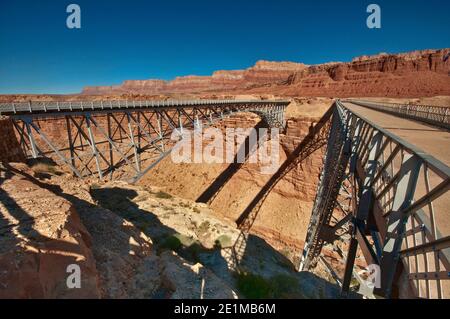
300,100,450,299
0,99,289,183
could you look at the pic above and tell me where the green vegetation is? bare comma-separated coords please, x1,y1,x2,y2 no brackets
160,235,183,251
158,233,205,262
236,272,302,299
154,190,173,199
215,235,232,248
90,183,101,190
236,273,273,299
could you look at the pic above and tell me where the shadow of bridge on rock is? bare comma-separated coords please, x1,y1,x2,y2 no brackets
221,107,334,272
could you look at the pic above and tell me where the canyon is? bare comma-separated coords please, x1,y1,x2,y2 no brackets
1,49,449,299
0,97,347,298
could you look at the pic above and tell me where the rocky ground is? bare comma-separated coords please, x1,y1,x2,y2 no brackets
0,161,343,299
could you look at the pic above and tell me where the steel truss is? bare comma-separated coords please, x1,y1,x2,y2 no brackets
300,100,450,299
6,100,289,183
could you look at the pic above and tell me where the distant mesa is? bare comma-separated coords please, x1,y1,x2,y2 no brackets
82,48,450,97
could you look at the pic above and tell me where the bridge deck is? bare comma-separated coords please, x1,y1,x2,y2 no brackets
342,101,450,167
0,99,290,116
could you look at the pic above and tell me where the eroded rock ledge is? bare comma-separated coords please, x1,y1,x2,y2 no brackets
0,162,341,299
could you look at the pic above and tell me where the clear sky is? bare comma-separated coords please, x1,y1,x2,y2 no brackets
0,0,449,94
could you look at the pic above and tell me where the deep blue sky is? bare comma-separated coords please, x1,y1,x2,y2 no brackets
0,0,449,94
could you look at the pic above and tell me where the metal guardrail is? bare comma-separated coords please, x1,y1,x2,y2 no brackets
346,99,450,130
0,99,290,116
300,100,450,298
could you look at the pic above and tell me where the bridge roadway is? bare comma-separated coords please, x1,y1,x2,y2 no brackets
341,101,450,167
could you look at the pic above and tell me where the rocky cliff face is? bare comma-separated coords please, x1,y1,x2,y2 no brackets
0,119,26,163
82,49,450,97
280,49,450,97
82,60,308,95
0,162,341,298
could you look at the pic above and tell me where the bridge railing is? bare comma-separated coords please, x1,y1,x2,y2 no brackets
346,99,450,130
301,100,450,298
340,101,450,298
0,99,290,116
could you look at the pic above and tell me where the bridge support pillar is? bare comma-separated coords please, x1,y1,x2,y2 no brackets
25,121,39,159
85,115,104,180
126,112,141,173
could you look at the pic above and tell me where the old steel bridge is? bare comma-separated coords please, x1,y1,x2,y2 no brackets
0,99,288,183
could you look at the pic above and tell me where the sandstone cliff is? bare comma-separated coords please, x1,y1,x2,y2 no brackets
82,60,308,95
280,48,450,97
82,49,450,98
0,162,341,298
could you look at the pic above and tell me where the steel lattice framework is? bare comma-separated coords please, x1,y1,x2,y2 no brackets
0,99,289,183
300,100,450,299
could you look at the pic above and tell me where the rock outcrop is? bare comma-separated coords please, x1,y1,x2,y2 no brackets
0,119,26,163
0,163,100,298
82,48,450,97
281,49,450,97
82,60,308,95
0,159,344,299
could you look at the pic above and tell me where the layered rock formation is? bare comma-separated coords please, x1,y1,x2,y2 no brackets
0,119,26,163
82,60,308,95
82,49,450,97
280,49,450,97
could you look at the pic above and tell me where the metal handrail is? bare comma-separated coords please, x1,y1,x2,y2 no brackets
0,99,291,116
301,100,450,298
339,100,450,298
346,99,450,130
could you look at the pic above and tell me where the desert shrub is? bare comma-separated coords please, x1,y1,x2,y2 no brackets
90,183,101,190
236,272,301,299
31,162,61,177
215,235,232,248
154,191,173,199
184,242,204,262
158,233,206,263
269,274,301,299
160,235,182,252
236,273,273,299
